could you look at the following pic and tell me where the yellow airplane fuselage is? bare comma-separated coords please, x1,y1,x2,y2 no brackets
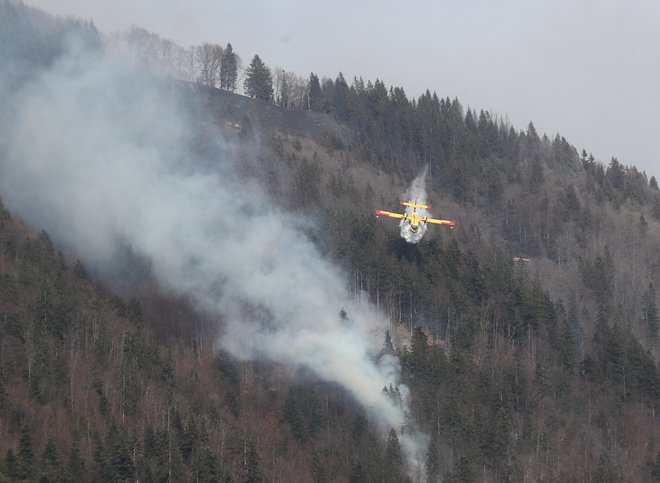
402,212,424,232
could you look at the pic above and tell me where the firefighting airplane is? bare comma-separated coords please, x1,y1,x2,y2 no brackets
375,200,456,233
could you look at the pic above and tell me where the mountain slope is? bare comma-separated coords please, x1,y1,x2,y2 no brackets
0,3,658,482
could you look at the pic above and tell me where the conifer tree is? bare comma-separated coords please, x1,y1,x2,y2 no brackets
447,456,474,482
191,445,219,482
654,197,660,222
526,121,540,142
335,72,349,121
308,73,321,110
349,463,367,483
243,55,273,101
311,454,327,483
425,434,440,482
219,42,238,91
410,327,429,374
278,70,289,108
607,157,625,191
642,283,659,342
67,439,85,482
382,330,395,357
283,390,306,442
40,436,64,482
385,429,403,481
244,441,264,482
16,425,33,480
5,448,17,480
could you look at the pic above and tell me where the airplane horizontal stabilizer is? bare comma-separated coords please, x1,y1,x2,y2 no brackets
400,201,431,209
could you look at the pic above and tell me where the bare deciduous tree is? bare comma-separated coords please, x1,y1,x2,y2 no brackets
195,43,223,88
104,26,197,82
274,68,308,109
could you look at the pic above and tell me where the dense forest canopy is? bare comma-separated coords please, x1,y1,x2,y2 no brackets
0,2,657,482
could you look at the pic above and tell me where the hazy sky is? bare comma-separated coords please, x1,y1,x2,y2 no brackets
28,0,660,178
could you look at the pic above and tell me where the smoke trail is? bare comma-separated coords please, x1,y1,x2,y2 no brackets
400,167,430,244
0,33,427,472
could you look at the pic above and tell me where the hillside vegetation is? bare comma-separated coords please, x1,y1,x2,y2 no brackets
0,2,658,482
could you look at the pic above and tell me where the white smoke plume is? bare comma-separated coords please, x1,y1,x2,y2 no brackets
0,36,427,472
400,167,430,244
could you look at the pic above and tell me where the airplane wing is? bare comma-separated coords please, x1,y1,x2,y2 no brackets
375,210,405,219
425,217,456,228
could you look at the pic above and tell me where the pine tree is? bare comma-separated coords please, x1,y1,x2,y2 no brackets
528,158,545,189
283,390,306,442
96,423,135,482
446,456,474,482
381,330,395,357
243,55,273,101
219,42,238,92
594,455,623,482
308,73,321,110
607,157,625,191
410,327,429,375
311,454,327,483
385,429,403,482
244,441,264,482
5,448,17,480
278,70,289,108
0,382,6,412
67,439,85,482
16,425,34,480
349,462,367,483
654,196,660,222
179,417,197,463
191,445,219,482
526,121,540,142
335,72,349,121
224,390,241,418
39,435,64,482
642,283,659,342
425,434,440,482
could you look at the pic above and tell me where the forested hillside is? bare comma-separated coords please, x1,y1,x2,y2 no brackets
0,2,658,482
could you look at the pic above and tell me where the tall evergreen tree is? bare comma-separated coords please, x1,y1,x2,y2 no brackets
283,390,306,442
335,72,350,121
16,425,34,480
244,441,264,482
381,330,395,357
67,439,85,482
219,42,238,91
425,434,440,482
642,283,659,342
243,55,273,101
385,429,403,482
311,454,327,483
5,448,17,480
40,436,64,482
279,70,289,108
526,121,540,142
308,73,321,110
